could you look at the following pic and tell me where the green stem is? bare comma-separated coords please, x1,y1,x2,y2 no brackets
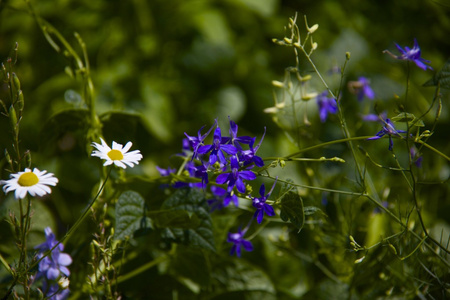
26,167,112,273
62,166,112,244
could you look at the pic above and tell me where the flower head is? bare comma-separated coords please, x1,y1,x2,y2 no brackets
367,118,407,151
316,91,337,122
197,127,238,166
184,120,217,160
216,156,256,193
207,186,238,211
348,77,375,101
91,138,143,169
240,128,266,167
410,145,423,168
222,117,253,150
384,38,432,71
252,180,277,224
1,168,58,199
227,228,253,257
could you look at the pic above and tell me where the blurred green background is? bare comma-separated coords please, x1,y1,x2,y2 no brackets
1,0,449,250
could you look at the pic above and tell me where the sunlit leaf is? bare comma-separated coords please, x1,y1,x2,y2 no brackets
161,188,215,252
279,191,304,231
115,190,151,241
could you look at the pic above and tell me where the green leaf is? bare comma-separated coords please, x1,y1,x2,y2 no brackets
161,188,215,252
209,259,276,299
423,58,450,88
279,191,304,232
114,190,151,241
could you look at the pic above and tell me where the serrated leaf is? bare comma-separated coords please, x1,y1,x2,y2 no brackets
115,190,151,241
210,259,276,299
279,191,304,232
423,58,450,88
161,188,215,252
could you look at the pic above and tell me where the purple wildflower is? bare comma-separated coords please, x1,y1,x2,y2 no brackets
367,118,407,151
156,166,176,177
316,91,337,122
361,111,387,122
349,77,375,101
222,117,253,150
227,227,253,257
384,38,432,71
252,179,277,224
410,146,423,168
184,120,217,160
207,185,238,211
197,127,238,166
34,227,72,299
240,128,266,167
216,156,256,193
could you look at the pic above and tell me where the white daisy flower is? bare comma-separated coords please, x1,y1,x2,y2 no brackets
91,138,143,169
1,168,59,199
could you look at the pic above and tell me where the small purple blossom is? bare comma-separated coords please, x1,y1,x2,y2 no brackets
227,227,253,257
216,156,256,193
207,185,238,211
410,146,423,168
184,119,217,160
316,91,337,122
156,166,176,177
384,38,432,71
252,179,277,224
198,127,238,166
240,128,266,167
373,201,389,214
349,77,375,101
222,117,253,150
361,111,387,122
367,118,407,151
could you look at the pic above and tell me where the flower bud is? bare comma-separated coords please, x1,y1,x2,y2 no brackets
16,91,24,112
388,244,397,255
345,52,351,60
307,24,319,33
271,80,284,88
12,73,21,92
283,37,292,44
9,105,17,131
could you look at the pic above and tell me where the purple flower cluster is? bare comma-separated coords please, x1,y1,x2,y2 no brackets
158,118,277,257
33,227,72,300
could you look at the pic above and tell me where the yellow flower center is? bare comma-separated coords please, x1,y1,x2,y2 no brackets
107,149,124,161
18,172,39,187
